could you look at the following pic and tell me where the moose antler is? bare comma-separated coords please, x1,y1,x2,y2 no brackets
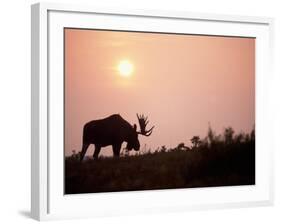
136,114,154,136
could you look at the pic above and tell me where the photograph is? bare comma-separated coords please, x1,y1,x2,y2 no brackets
64,28,255,194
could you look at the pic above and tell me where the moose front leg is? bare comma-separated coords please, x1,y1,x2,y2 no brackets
112,143,121,157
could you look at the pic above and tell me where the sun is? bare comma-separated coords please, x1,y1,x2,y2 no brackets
118,60,134,77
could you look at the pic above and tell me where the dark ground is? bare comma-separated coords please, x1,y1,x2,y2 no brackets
65,140,255,194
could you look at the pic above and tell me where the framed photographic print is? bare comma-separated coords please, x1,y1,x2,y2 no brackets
31,2,274,221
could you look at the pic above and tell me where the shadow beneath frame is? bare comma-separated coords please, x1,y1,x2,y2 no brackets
18,210,32,219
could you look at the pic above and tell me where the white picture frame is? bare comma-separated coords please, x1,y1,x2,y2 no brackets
31,2,274,221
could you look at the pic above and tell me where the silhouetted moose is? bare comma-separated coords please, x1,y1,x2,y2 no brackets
79,114,154,161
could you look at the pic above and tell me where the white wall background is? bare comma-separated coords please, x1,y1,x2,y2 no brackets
0,0,280,223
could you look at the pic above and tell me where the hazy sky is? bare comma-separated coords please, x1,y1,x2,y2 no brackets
64,28,255,156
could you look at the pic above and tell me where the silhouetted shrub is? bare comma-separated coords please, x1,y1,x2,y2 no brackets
224,127,234,144
160,145,167,153
190,136,201,149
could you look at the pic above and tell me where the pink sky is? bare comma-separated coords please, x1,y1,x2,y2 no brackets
64,28,255,156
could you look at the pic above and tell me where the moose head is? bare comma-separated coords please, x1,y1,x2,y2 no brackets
126,114,155,151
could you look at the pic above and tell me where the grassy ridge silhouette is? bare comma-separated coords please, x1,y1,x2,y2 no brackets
65,126,255,194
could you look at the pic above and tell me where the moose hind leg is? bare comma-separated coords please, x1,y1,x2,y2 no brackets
80,143,90,162
93,145,101,159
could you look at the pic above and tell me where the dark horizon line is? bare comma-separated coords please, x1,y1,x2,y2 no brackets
64,27,256,39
